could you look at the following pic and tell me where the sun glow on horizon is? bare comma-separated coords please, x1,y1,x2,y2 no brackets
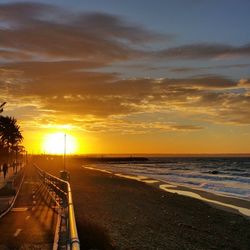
42,132,77,154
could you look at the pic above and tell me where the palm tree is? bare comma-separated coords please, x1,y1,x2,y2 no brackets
0,116,23,163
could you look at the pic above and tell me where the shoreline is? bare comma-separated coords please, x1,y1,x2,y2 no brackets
84,166,250,217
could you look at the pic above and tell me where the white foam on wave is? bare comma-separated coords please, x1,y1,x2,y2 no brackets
160,184,250,217
115,173,159,183
84,166,112,174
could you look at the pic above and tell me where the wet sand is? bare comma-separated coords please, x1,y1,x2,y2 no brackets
36,159,250,250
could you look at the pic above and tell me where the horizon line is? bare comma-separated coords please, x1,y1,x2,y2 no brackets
31,153,250,157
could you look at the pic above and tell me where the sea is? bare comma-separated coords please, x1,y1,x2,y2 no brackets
85,157,250,201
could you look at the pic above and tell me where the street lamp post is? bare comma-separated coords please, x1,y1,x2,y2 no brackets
60,133,70,181
25,150,28,166
63,134,66,171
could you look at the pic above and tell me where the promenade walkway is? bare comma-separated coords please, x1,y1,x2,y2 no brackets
0,165,17,189
0,165,21,215
0,164,56,249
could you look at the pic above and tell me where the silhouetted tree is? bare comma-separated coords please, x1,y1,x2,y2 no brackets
0,116,23,163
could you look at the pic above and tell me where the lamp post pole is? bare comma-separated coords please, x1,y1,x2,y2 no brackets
64,134,66,171
60,133,70,181
25,150,28,166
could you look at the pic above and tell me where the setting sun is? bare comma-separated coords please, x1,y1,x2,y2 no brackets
42,132,77,154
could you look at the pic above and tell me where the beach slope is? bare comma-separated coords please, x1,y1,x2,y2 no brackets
37,159,250,250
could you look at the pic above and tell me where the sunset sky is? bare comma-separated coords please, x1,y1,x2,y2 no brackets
1,0,250,154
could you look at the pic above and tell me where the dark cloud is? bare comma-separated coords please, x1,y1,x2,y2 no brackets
1,2,250,65
0,22,135,61
1,2,250,64
0,2,165,63
2,60,109,77
0,49,35,61
0,2,57,22
169,67,198,73
73,12,168,44
158,43,250,59
169,64,250,73
160,76,236,89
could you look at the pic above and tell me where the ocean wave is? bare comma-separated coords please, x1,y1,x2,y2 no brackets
94,158,250,199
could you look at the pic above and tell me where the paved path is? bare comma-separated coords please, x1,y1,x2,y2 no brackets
0,165,17,189
0,165,22,215
0,165,56,249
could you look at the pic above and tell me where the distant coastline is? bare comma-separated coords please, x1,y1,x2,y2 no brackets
33,153,250,158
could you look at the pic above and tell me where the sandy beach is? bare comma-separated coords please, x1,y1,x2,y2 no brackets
37,158,250,250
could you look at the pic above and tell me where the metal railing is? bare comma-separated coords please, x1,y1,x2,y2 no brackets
35,165,80,250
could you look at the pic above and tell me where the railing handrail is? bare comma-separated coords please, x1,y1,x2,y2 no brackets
34,164,80,250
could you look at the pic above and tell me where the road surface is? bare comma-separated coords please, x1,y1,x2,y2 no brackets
0,165,56,249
